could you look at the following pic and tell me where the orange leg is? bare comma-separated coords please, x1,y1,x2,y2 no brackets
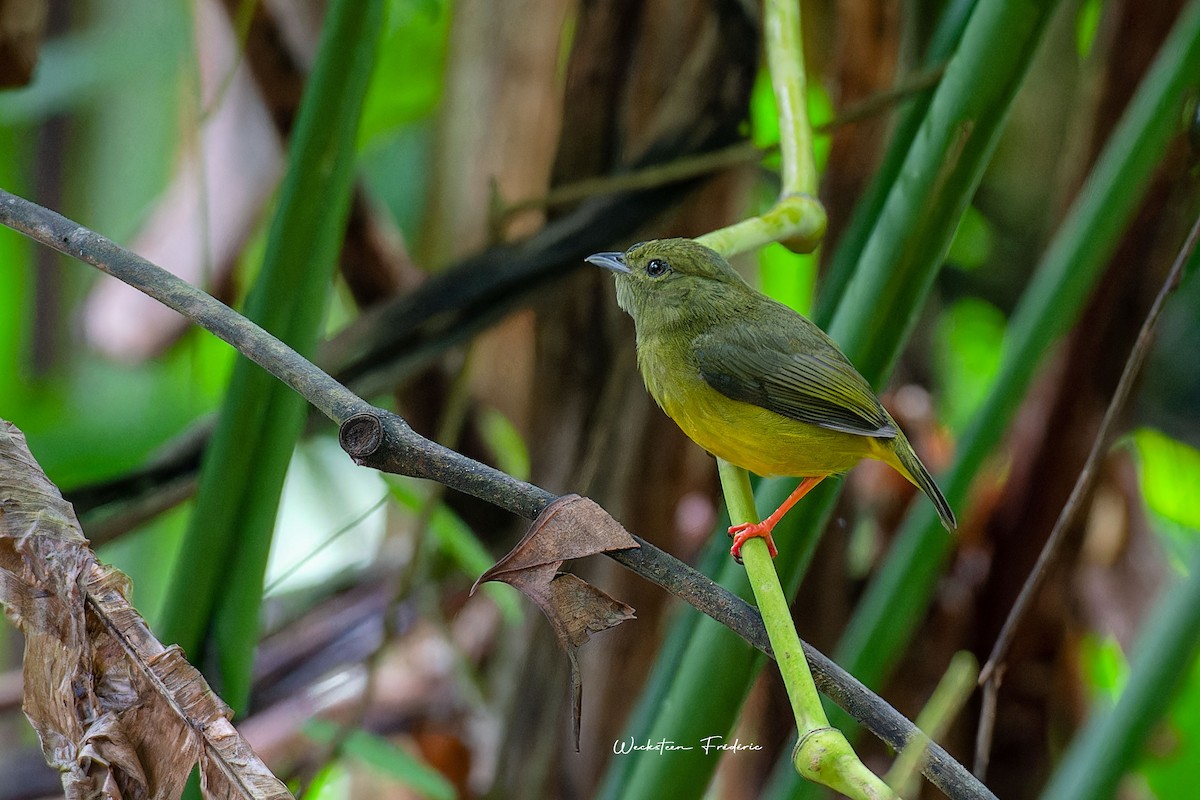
729,476,825,562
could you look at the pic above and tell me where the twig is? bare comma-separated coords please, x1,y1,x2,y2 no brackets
492,65,946,226
822,66,945,131
887,651,978,797
973,663,1003,779
0,187,993,800
496,141,764,220
973,209,1200,776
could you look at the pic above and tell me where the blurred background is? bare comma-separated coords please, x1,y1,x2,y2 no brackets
1,0,1199,798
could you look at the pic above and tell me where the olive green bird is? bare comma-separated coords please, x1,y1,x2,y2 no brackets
587,238,956,560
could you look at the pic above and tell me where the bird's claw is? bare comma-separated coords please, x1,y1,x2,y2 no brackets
728,521,778,563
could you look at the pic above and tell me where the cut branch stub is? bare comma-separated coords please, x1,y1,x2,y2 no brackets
473,494,639,749
338,409,385,459
338,407,556,521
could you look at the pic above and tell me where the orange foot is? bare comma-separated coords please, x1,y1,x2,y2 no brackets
728,521,778,563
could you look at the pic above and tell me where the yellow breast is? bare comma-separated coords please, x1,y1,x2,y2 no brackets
638,339,884,478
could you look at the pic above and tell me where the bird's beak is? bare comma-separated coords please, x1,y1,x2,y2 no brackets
586,251,631,274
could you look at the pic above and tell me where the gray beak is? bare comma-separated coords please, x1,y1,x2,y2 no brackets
586,251,631,274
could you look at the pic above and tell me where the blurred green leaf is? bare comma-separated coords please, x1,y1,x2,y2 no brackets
478,406,531,482
357,0,451,150
23,352,225,488
1076,0,1104,60
0,130,31,415
946,205,996,270
1081,633,1129,704
935,297,1006,432
750,68,780,150
305,762,351,800
1076,631,1200,799
749,68,834,171
360,123,436,243
1133,428,1200,532
0,0,188,129
759,241,817,315
1140,655,1200,798
0,0,204,501
1043,544,1200,799
305,719,456,800
808,82,835,171
75,0,192,239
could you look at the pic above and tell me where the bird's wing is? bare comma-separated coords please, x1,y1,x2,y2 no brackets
694,324,896,439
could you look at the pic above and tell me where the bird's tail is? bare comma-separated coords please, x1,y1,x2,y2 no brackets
892,435,957,532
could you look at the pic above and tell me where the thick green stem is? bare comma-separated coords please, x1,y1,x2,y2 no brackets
717,460,896,800
697,0,826,256
765,0,817,195
702,2,892,795
696,194,826,257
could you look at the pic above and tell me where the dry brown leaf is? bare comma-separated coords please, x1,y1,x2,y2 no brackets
0,419,292,800
473,494,638,749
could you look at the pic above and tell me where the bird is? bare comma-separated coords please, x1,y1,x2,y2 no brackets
587,238,956,560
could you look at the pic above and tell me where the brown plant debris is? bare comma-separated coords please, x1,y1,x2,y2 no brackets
0,419,292,800
473,494,638,749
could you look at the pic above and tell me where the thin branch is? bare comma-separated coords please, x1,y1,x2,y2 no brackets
0,193,360,424
887,651,978,797
973,209,1200,776
0,188,992,800
822,65,944,131
495,141,764,221
492,65,945,225
973,663,1003,779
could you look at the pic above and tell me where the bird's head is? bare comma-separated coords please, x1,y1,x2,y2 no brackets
586,238,747,330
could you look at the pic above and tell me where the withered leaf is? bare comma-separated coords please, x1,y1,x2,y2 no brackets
0,419,292,800
474,494,639,584
473,494,638,750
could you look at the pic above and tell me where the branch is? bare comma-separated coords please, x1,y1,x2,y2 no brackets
0,188,990,800
973,208,1200,777
489,64,946,225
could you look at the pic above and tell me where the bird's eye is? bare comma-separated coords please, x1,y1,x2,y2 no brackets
646,259,670,278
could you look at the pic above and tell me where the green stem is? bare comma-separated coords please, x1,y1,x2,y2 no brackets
696,194,826,257
705,3,889,795
716,460,897,800
765,0,817,196
696,0,826,256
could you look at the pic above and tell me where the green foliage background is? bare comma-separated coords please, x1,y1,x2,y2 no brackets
1,0,1199,798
